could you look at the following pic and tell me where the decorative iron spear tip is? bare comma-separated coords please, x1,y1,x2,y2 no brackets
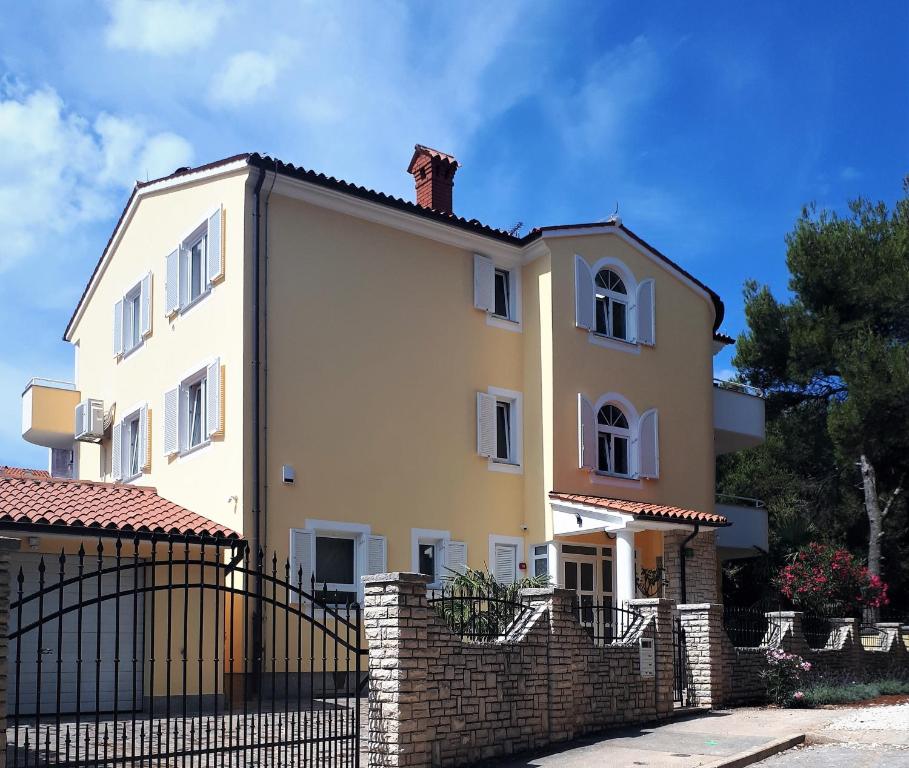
96,537,103,554
78,542,85,558
115,537,122,553
38,556,45,574
16,566,23,585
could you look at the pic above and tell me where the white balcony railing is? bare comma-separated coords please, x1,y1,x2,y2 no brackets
714,379,765,455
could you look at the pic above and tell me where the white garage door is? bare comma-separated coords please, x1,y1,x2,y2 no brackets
8,551,144,715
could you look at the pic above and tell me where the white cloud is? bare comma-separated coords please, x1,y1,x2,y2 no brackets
209,50,281,107
105,0,228,55
0,85,193,271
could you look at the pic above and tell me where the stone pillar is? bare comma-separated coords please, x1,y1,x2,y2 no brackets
520,587,578,744
362,572,434,768
615,529,635,607
677,603,728,708
767,611,808,655
0,537,21,768
874,623,903,653
630,598,675,717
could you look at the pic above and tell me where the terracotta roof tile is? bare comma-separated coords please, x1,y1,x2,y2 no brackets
0,466,50,479
0,475,239,539
713,331,735,345
549,491,728,526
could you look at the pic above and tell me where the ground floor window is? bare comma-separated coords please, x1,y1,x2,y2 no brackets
314,535,358,605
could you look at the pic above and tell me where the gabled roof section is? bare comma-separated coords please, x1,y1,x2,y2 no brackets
0,474,239,539
549,491,729,527
65,152,726,339
0,466,50,480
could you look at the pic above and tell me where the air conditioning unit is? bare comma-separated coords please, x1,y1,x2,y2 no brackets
74,399,104,443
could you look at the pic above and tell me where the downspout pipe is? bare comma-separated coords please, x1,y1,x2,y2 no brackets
251,164,266,692
679,524,699,604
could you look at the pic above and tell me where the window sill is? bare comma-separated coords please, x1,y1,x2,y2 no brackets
179,439,212,459
120,470,142,483
174,287,212,320
119,340,145,361
588,470,641,489
587,331,640,355
489,458,523,475
487,312,522,334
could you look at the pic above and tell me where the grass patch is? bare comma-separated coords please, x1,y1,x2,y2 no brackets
800,678,909,707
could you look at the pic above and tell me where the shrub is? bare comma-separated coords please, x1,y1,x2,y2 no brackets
760,648,812,705
801,679,909,706
777,543,889,614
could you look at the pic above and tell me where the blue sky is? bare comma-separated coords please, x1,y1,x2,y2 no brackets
0,1,906,468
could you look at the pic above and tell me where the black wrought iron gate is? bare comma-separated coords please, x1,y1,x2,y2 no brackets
672,615,687,706
6,534,363,768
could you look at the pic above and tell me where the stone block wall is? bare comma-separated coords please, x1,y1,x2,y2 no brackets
663,530,717,604
678,605,909,709
363,574,674,768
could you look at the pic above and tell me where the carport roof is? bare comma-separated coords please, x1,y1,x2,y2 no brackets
0,469,240,539
549,491,729,527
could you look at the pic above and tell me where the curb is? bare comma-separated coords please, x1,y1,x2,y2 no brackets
699,733,805,768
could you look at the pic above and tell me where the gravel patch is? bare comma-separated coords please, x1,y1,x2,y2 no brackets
826,703,909,732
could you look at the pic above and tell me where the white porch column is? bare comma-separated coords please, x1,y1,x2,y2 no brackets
615,528,635,606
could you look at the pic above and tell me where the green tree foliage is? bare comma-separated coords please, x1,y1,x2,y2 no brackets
720,180,909,609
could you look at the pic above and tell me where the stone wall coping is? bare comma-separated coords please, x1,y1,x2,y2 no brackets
518,587,574,599
876,622,903,628
629,597,673,607
361,571,432,585
677,603,722,611
0,536,21,552
764,611,802,618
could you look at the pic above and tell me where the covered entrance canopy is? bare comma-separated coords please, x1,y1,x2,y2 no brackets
548,492,728,605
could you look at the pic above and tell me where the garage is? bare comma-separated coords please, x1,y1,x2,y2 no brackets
8,550,145,715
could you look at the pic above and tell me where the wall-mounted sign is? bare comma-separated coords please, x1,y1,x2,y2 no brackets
639,637,655,678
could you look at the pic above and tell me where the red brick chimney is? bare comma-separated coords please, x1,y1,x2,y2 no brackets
407,144,459,214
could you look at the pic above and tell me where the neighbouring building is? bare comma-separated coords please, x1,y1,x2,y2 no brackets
21,145,766,615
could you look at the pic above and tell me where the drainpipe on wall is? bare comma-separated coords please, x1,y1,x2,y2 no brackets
251,164,266,693
679,524,699,604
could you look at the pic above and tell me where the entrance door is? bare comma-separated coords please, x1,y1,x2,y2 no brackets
562,545,598,629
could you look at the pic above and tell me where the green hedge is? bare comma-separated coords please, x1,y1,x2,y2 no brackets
800,679,909,707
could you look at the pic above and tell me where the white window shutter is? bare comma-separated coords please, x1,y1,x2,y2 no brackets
473,254,495,312
476,392,497,458
367,535,387,575
493,543,517,584
638,408,660,479
165,249,179,315
578,394,597,470
290,529,315,594
207,207,223,283
178,247,190,309
113,299,123,357
163,387,179,456
445,541,468,578
206,358,222,437
636,279,655,346
574,255,594,330
111,420,122,480
138,405,148,471
140,272,153,337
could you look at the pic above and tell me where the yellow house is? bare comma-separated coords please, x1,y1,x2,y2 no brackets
21,145,766,616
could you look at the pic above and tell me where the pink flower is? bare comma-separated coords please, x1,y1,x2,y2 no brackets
800,661,812,672
793,691,804,701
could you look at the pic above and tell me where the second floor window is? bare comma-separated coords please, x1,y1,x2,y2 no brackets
597,403,630,476
163,357,223,457
188,234,207,304
127,414,141,477
594,269,628,341
186,378,205,450
494,268,511,319
111,404,149,482
495,400,512,461
477,388,523,472
165,206,223,317
113,273,152,358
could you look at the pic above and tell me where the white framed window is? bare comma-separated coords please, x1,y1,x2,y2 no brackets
289,521,386,606
532,544,549,579
111,404,149,482
410,529,467,589
578,392,659,483
476,387,523,473
473,254,522,332
597,403,630,477
165,206,223,317
489,534,524,585
113,272,152,358
574,255,654,351
164,358,223,457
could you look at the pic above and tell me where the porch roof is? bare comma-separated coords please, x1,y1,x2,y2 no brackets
548,491,729,527
0,469,240,539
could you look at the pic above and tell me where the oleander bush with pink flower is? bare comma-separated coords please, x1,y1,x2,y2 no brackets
777,543,889,615
760,648,813,705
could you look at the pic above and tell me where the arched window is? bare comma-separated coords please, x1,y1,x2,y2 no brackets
594,269,628,340
597,403,630,476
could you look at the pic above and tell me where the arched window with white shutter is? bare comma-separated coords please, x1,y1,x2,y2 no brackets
575,255,655,350
578,392,659,482
597,403,631,476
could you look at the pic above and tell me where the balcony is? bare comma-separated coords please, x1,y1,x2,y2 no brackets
21,378,81,449
714,379,765,455
716,494,768,560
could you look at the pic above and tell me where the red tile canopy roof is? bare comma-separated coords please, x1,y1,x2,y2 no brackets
0,471,239,539
549,492,729,527
0,466,50,479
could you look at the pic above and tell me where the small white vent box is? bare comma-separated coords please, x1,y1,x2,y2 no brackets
74,399,105,443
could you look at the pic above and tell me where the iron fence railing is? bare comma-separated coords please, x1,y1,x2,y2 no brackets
429,585,532,642
859,624,888,650
571,598,644,645
722,605,781,647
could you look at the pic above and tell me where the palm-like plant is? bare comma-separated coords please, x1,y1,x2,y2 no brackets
433,567,550,640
